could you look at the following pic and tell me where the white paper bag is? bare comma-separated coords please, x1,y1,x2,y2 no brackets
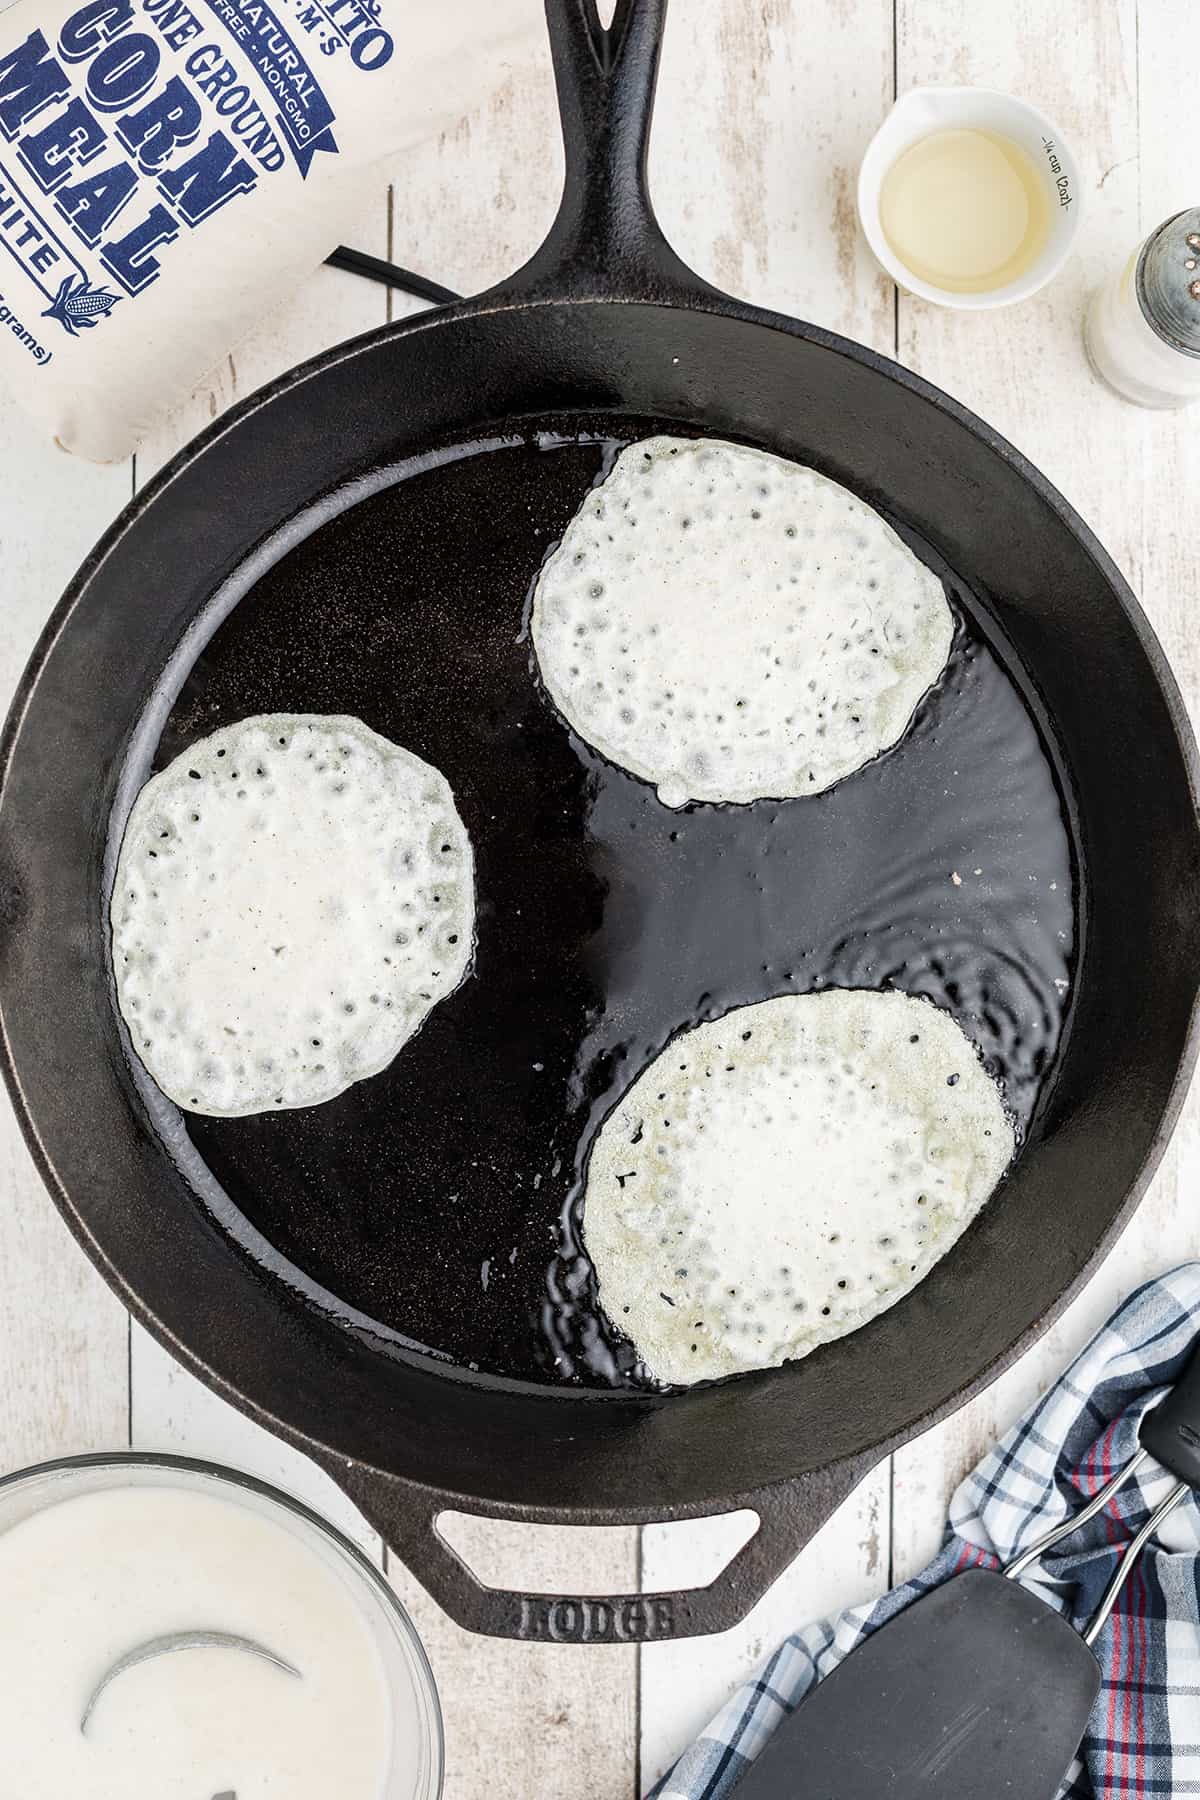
0,0,536,459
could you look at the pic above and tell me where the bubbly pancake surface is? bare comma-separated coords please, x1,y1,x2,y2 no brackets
111,713,474,1116
583,989,1014,1384
531,435,955,806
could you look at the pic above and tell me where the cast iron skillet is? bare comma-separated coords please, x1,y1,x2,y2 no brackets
2,0,1199,1643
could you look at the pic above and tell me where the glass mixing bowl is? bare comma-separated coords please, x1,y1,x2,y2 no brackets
0,1450,443,1799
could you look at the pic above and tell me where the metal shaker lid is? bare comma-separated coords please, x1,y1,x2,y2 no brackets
1137,207,1200,358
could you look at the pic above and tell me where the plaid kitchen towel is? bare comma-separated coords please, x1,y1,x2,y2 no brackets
654,1264,1200,1800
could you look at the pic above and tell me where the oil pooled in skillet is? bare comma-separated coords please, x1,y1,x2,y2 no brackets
152,424,1076,1390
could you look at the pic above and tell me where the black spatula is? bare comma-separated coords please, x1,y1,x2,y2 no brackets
733,1337,1200,1799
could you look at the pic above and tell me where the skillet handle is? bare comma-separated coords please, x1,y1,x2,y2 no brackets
324,1454,876,1642
501,0,714,304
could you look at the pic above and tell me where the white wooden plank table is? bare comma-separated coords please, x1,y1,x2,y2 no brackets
2,2,1200,1794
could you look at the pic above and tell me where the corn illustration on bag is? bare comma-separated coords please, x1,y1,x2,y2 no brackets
0,0,535,458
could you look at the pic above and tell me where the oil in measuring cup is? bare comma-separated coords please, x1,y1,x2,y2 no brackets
857,88,1082,308
879,128,1051,295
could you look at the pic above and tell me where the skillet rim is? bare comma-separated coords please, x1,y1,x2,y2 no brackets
2,287,1199,1524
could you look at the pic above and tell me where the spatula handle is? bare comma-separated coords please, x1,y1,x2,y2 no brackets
1139,1334,1200,1488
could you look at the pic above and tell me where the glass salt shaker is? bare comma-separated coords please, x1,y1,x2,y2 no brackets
1085,207,1200,407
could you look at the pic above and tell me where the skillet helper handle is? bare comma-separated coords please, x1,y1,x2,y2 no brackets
1139,1334,1200,1487
330,1456,875,1643
505,0,712,303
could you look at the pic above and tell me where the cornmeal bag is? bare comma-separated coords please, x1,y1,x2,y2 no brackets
0,0,535,458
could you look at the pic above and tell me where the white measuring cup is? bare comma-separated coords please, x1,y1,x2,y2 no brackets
857,87,1084,308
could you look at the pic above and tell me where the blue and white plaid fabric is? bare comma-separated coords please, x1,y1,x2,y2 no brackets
654,1265,1200,1800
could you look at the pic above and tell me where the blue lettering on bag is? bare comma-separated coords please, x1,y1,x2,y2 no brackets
86,32,160,111
0,32,71,135
141,0,205,53
0,154,88,299
18,97,108,190
58,0,136,65
116,74,202,171
198,0,336,175
55,156,137,242
99,194,175,288
156,128,253,223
